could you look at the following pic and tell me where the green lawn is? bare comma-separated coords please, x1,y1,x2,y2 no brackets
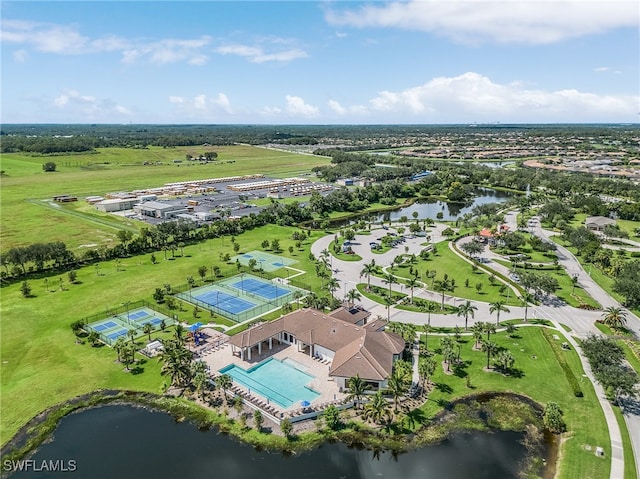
1,145,330,250
392,241,521,306
0,223,326,445
419,327,610,479
494,259,600,309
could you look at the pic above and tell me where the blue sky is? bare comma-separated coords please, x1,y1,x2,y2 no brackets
1,1,638,124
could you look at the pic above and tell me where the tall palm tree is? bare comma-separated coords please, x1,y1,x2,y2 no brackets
346,288,361,307
113,337,126,362
386,368,409,413
293,290,304,309
326,277,340,298
127,328,136,344
193,370,209,401
456,300,478,330
362,391,392,426
489,300,510,326
418,356,436,389
383,272,396,298
434,276,454,310
216,374,233,406
440,336,455,371
346,374,369,409
406,277,420,304
143,323,153,341
470,323,484,349
481,340,498,370
482,322,497,341
601,306,628,332
360,261,377,291
159,342,191,387
174,324,186,344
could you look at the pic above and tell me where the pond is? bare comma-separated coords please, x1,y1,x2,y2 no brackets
378,187,517,223
9,405,532,479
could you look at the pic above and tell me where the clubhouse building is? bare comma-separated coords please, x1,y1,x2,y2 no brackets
229,307,406,390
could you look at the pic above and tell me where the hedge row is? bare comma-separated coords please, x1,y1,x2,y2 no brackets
541,328,584,398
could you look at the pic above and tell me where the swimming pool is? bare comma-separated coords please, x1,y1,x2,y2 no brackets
219,358,320,408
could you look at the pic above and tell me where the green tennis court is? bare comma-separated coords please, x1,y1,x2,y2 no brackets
231,250,297,273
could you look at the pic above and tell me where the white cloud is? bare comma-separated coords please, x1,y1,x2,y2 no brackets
216,39,308,63
1,19,211,65
13,49,27,62
594,66,623,74
325,0,639,44
329,72,638,122
51,89,132,119
285,95,319,117
168,93,235,118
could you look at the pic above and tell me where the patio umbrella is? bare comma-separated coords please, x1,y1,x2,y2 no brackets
188,322,202,332
300,400,310,408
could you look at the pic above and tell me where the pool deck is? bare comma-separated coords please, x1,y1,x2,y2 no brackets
197,331,344,415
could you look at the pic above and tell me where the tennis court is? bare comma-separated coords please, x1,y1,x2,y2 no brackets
118,307,173,328
193,289,257,315
228,277,291,301
231,250,297,273
86,306,175,345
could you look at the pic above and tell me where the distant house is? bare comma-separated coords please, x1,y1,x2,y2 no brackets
585,216,616,231
229,308,405,390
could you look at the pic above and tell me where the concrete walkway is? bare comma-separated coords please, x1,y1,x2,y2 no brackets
310,218,636,479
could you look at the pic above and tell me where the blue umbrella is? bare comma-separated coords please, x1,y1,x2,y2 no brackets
301,400,310,408
188,322,203,332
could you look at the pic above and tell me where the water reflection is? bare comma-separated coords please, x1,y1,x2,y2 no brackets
11,405,529,479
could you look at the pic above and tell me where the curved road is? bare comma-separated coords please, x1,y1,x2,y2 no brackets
310,218,639,479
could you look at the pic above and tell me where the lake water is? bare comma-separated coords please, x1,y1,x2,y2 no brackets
378,187,516,223
10,405,531,479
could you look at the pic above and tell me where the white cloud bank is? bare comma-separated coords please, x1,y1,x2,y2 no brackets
52,89,132,120
325,0,639,44
327,72,638,123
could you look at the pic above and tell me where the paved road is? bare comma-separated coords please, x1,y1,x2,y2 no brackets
310,218,636,479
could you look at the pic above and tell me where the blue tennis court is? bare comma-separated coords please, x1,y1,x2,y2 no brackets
194,290,256,314
128,311,148,320
92,320,118,332
230,278,290,301
106,329,129,341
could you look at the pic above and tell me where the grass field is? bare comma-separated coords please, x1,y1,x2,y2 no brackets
391,241,522,306
0,223,326,445
1,145,330,249
419,326,610,479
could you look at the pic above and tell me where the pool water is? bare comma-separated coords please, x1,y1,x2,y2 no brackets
220,358,320,408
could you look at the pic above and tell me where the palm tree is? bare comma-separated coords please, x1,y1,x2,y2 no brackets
346,288,361,307
360,261,377,291
346,374,369,409
216,374,233,406
601,306,628,332
489,300,510,326
470,323,484,349
174,324,186,344
497,349,515,372
482,322,497,341
113,337,126,362
434,276,454,310
406,277,420,304
382,272,396,298
362,391,392,426
127,328,136,344
386,368,409,412
481,340,498,370
326,277,340,297
440,336,455,371
159,340,192,387
143,323,153,341
418,356,436,389
293,290,304,309
87,330,100,347
521,292,532,322
456,300,477,330
193,370,209,401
